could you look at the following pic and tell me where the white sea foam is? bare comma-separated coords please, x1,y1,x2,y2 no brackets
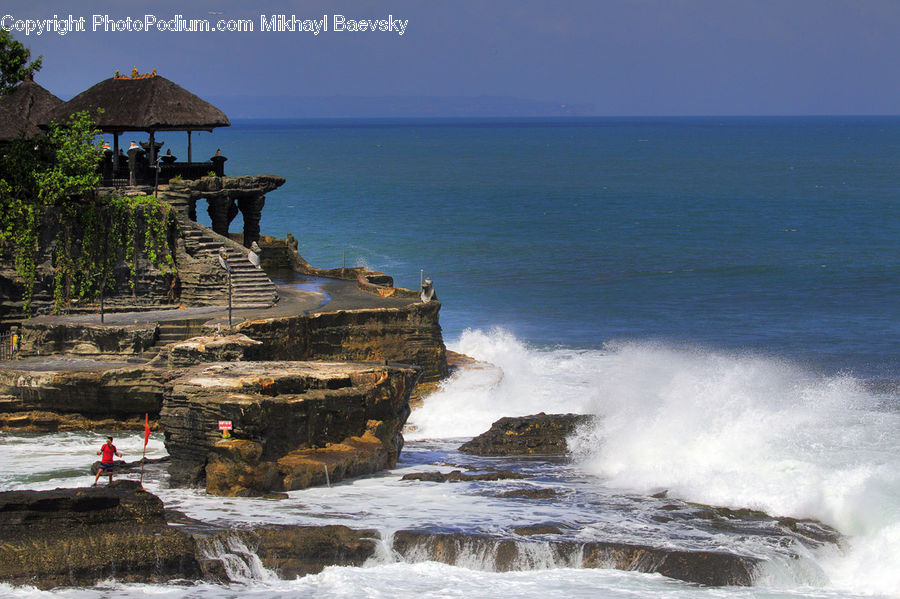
411,329,900,597
0,562,886,599
407,328,590,439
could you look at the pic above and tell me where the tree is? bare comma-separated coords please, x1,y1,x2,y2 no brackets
0,29,42,94
33,110,103,203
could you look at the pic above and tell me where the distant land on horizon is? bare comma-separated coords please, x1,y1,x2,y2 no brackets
205,95,597,119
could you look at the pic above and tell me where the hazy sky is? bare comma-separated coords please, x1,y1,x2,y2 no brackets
4,0,899,115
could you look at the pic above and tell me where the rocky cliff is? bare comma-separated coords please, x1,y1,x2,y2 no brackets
0,361,171,425
160,360,420,495
237,301,447,382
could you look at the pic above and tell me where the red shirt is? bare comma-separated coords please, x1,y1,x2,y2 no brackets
100,443,117,463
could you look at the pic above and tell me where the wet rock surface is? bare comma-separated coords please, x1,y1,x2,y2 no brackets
401,468,530,483
496,487,560,499
89,456,170,475
0,481,199,589
390,530,760,586
160,360,420,495
459,412,593,456
198,525,379,580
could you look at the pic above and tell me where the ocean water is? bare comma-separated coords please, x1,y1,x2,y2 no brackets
2,117,897,597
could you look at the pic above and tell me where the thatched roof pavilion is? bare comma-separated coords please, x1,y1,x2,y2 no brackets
0,102,41,142
0,75,63,127
43,69,229,163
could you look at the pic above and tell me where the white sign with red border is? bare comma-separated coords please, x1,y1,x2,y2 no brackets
218,420,233,431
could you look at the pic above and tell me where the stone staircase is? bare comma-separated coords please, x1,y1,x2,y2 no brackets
157,185,279,310
180,223,278,309
156,319,208,345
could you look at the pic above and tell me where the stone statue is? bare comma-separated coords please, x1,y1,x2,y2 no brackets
248,242,262,269
420,277,436,302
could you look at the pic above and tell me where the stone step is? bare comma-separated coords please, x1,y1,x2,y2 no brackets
177,219,278,308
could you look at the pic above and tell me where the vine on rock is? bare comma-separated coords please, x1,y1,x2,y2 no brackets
0,109,176,314
52,196,176,313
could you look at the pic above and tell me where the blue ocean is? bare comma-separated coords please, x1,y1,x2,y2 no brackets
200,116,898,380
3,117,897,599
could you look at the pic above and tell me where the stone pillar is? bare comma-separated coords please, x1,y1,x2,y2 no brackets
206,197,235,238
211,153,227,177
101,150,113,182
238,195,265,247
127,147,146,186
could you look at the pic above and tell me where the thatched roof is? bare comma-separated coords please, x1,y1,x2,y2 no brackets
43,71,230,133
0,102,41,141
0,76,63,125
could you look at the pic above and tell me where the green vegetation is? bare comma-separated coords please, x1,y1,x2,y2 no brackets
0,29,42,93
0,111,175,314
52,194,175,313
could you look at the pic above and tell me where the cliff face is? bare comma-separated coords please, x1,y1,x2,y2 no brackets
237,301,448,382
0,203,179,322
160,360,420,495
17,321,159,357
0,363,172,424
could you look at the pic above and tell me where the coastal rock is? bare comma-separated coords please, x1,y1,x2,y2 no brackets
390,530,759,586
198,525,379,580
160,360,420,495
0,410,154,433
0,362,173,423
12,301,448,384
17,321,158,357
512,523,566,536
459,413,593,456
400,469,530,483
497,487,560,499
167,333,263,367
89,456,170,475
236,301,448,382
0,481,199,589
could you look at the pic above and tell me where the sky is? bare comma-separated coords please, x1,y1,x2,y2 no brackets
3,0,899,116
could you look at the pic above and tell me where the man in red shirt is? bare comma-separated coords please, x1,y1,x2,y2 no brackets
93,436,123,486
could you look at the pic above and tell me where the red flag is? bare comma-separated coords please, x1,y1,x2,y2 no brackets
144,413,151,448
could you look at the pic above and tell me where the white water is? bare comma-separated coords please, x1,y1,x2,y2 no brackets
414,329,900,597
1,329,897,598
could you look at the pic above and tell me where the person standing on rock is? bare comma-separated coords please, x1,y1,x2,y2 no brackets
93,436,122,486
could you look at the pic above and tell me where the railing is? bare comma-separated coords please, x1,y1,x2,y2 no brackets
100,151,227,188
0,329,19,361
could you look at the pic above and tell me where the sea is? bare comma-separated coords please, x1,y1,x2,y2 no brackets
0,117,898,598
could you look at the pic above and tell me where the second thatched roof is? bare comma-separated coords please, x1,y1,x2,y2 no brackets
0,102,41,141
0,76,63,124
43,71,230,133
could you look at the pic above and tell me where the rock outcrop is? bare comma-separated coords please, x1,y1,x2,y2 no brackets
13,302,448,384
17,321,159,357
160,360,420,495
459,413,593,456
0,481,199,589
390,531,759,586
167,333,263,367
0,361,172,424
198,526,379,580
237,301,448,382
401,469,530,483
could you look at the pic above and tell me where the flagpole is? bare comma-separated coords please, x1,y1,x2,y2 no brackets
140,413,150,487
139,444,146,486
